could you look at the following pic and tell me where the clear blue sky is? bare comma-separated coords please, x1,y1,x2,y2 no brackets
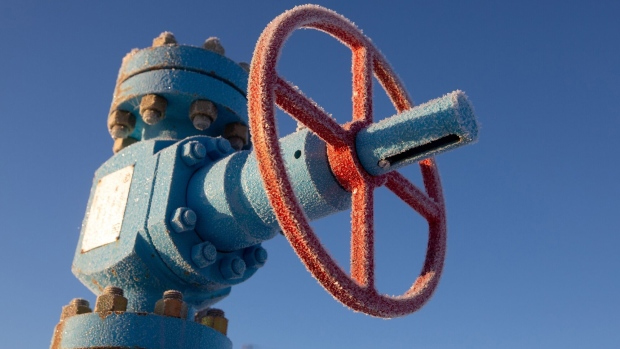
1,1,618,348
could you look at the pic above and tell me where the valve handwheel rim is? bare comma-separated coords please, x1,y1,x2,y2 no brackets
248,5,447,318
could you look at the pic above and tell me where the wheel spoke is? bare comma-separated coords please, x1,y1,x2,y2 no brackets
385,171,441,222
420,158,444,205
352,46,373,124
275,77,347,147
350,182,375,288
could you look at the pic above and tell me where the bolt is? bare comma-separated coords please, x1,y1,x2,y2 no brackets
223,122,249,150
197,308,229,335
60,298,92,321
154,290,188,319
238,62,250,72
139,94,167,125
220,256,246,280
103,286,123,296
203,37,225,55
190,100,218,130
153,32,177,47
193,114,212,130
107,110,136,139
170,207,197,233
113,137,138,153
191,241,218,268
181,141,207,166
94,286,128,313
163,290,183,300
378,159,390,169
243,245,268,268
216,138,233,154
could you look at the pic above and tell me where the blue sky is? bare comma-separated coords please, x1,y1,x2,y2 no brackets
1,0,618,348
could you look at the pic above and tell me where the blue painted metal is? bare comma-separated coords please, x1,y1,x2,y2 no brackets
187,128,351,251
58,37,478,349
57,312,231,349
356,90,478,176
112,45,249,146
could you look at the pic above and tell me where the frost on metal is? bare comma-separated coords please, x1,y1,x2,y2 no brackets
247,4,447,318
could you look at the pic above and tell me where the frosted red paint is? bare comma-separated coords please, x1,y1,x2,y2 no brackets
248,4,447,318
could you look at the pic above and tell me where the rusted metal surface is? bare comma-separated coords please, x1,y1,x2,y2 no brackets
94,286,128,316
223,122,248,150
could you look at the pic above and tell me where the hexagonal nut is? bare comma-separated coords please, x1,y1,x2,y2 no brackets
223,123,249,150
181,141,207,166
191,241,217,268
243,245,268,268
107,110,136,138
170,207,197,233
203,37,225,55
190,100,217,122
153,32,177,47
94,293,127,313
219,256,246,280
154,298,188,318
60,299,92,321
139,94,168,124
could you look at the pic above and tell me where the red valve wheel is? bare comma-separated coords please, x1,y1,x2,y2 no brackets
248,5,447,318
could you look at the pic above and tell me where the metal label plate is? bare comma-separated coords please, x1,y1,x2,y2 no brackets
81,165,134,252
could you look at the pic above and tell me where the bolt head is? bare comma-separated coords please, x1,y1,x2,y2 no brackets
108,110,136,138
220,256,246,280
94,293,127,313
216,138,233,154
190,100,217,131
192,114,212,130
153,32,177,47
182,141,207,166
154,298,188,319
244,246,268,268
110,124,131,139
170,207,197,233
378,159,390,168
192,241,217,268
203,37,225,55
140,94,167,125
141,109,162,125
60,299,92,320
223,123,249,150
